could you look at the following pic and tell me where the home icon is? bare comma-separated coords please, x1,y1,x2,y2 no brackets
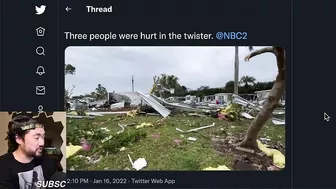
36,27,45,37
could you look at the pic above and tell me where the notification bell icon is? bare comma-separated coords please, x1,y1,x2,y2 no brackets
36,66,45,75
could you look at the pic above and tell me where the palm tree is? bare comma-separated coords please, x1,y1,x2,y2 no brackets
234,46,254,94
234,46,239,94
151,74,181,97
161,74,179,89
65,64,76,109
238,47,286,149
239,76,256,95
159,74,180,97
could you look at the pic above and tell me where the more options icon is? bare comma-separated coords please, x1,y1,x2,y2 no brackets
36,27,45,37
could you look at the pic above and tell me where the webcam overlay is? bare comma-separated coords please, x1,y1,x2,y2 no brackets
0,112,66,188
65,46,286,172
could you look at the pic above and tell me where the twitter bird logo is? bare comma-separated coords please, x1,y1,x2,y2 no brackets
35,5,46,15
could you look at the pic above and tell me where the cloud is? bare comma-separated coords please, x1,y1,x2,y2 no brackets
65,46,278,96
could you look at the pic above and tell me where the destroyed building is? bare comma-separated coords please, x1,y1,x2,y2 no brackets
108,92,134,107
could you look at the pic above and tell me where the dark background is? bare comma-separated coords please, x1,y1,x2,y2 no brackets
0,0,334,188
61,1,291,188
1,0,59,112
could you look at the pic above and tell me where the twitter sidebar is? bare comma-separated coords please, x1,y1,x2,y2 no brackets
1,1,60,111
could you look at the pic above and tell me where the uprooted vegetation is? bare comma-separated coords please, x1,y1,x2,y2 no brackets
66,113,285,171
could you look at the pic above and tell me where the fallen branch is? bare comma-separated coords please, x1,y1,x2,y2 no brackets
236,146,254,154
244,47,275,61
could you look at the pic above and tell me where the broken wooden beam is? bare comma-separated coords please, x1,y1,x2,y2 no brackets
235,146,255,154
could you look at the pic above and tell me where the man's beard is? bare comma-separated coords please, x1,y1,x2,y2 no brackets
25,148,44,158
34,148,44,157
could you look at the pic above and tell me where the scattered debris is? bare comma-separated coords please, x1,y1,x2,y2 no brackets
150,94,212,113
101,135,112,143
133,158,147,171
100,127,110,132
117,122,137,134
87,153,101,164
271,117,285,125
87,112,104,116
188,113,206,117
66,115,94,119
203,165,230,170
127,109,138,117
232,94,285,125
66,87,285,171
234,160,256,170
136,122,153,129
175,128,185,133
240,112,254,119
273,108,285,115
146,113,160,116
253,164,263,170
260,138,271,142
127,154,134,165
257,152,265,157
235,146,255,154
257,140,285,169
267,165,280,171
117,123,126,134
173,139,182,145
187,137,197,141
232,94,260,109
217,113,227,120
218,103,242,121
151,134,160,138
66,145,83,158
89,112,128,115
128,154,147,171
80,138,91,151
110,101,125,110
136,91,171,118
96,118,112,127
176,122,215,133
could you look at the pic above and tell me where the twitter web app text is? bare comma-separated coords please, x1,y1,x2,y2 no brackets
61,0,291,189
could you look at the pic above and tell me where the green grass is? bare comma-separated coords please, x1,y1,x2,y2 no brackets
66,114,285,171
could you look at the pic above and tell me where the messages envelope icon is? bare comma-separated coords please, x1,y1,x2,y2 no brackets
36,86,45,95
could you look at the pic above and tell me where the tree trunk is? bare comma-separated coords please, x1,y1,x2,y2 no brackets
234,46,239,94
244,84,248,99
238,47,286,149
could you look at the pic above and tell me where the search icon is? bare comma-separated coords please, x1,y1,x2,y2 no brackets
36,46,45,56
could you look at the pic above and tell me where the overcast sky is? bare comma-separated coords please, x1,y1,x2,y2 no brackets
65,46,277,96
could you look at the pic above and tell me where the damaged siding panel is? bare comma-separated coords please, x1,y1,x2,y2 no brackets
136,91,171,118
